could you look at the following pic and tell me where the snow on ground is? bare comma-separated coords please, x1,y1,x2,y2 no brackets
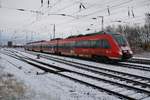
134,51,150,58
14,48,150,78
17,47,150,60
120,62,150,68
0,65,27,100
133,51,150,60
0,49,120,100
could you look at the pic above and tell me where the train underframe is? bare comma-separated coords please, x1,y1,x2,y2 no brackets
26,48,132,63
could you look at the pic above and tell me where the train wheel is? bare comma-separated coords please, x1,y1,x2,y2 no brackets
93,55,109,63
101,56,109,63
40,50,43,52
58,52,61,55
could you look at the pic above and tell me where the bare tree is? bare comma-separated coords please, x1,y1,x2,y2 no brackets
104,14,150,52
144,13,150,49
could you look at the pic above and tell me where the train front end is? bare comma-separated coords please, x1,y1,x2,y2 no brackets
112,34,133,60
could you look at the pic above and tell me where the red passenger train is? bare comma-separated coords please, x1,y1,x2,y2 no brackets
25,31,133,61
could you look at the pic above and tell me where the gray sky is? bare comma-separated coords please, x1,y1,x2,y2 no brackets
0,0,150,44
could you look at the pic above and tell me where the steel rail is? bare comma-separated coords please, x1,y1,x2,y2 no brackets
4,50,150,99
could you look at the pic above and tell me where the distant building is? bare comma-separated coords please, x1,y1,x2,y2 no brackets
8,41,13,47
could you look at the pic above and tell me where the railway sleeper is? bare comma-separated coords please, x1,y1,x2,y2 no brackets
2,50,149,100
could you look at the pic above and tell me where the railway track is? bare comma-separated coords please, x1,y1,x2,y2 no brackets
21,50,150,72
21,50,150,84
2,49,150,100
18,49,150,72
128,58,150,65
115,62,150,72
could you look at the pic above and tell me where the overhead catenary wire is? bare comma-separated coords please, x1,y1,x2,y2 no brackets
131,7,135,18
43,0,63,14
59,0,134,24
68,0,134,17
79,0,135,18
56,1,150,27
41,0,44,7
32,0,150,32
1,0,148,26
72,0,149,17
54,0,127,15
107,6,110,16
79,2,86,11
0,0,2,8
1,0,149,40
128,7,130,17
28,2,149,36
51,1,78,13
47,0,50,8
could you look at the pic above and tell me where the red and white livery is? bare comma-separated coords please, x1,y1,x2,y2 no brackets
25,31,133,61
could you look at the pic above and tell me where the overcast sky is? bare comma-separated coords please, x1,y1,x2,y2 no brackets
0,0,150,44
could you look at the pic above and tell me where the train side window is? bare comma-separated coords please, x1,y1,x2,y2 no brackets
59,43,63,48
65,43,69,48
61,44,64,48
63,43,67,48
67,43,74,48
76,41,81,48
85,41,91,48
95,40,101,48
67,43,71,48
91,40,101,48
51,45,54,49
58,44,60,48
81,41,86,48
90,40,110,48
76,41,91,48
70,42,75,48
91,40,96,48
101,39,110,49
53,44,57,48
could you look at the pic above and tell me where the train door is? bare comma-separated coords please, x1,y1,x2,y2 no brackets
54,40,59,54
40,42,43,52
101,39,111,56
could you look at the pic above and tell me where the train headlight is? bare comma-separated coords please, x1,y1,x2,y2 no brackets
119,51,122,55
129,50,133,54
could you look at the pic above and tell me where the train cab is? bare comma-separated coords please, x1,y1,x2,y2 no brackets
112,34,133,60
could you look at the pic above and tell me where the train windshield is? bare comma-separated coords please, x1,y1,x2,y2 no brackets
113,34,127,46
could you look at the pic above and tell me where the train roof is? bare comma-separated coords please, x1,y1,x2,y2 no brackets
50,38,63,41
66,31,118,39
26,40,46,44
26,31,120,44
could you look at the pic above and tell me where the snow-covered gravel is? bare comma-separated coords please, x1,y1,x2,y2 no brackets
7,48,150,88
62,72,149,100
0,49,120,100
120,62,150,68
14,48,150,78
1,48,150,100
133,52,150,60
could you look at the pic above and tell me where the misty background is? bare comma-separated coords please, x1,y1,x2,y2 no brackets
0,0,150,51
